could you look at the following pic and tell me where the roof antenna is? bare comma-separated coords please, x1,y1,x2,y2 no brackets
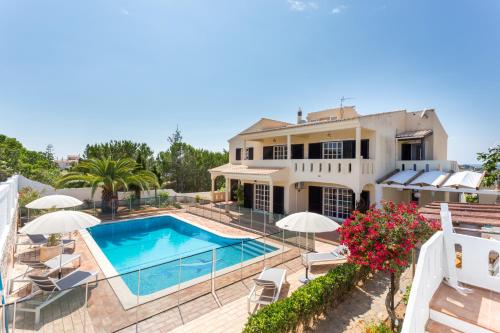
339,96,355,119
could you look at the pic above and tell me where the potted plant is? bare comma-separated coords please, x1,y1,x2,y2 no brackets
39,233,62,261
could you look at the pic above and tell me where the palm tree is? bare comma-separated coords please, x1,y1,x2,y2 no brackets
57,158,159,213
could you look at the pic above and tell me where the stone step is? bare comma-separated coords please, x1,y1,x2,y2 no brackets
429,283,500,333
425,320,463,333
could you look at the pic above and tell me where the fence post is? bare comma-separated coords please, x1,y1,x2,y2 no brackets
282,229,285,265
84,281,89,331
211,249,216,293
12,300,17,333
129,197,132,212
263,211,266,235
177,257,182,308
240,240,244,280
250,209,253,229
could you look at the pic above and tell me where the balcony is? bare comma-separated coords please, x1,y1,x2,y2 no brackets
396,160,459,172
290,159,376,189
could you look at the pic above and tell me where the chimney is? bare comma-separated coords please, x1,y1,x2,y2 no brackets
297,107,304,124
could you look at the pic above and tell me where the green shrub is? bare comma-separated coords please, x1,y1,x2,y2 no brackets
243,263,369,333
364,322,393,333
402,285,411,305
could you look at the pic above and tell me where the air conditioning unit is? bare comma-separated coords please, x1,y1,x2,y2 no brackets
295,182,305,190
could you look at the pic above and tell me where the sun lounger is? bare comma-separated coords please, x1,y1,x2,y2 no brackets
16,234,76,248
19,253,81,274
301,245,349,271
16,270,98,324
247,267,287,313
8,254,82,295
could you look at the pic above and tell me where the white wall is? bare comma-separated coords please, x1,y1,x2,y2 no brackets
0,175,19,291
18,175,177,202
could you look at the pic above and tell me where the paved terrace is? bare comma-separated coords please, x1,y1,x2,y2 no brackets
5,209,405,333
6,211,303,333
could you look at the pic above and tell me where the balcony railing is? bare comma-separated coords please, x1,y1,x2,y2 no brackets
402,205,500,332
396,160,459,172
290,159,376,187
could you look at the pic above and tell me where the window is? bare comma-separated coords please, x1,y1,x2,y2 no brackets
323,187,353,219
254,184,270,211
401,142,423,160
235,148,242,161
322,141,343,159
273,145,288,159
246,147,254,160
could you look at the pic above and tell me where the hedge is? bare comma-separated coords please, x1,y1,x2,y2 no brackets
243,263,370,333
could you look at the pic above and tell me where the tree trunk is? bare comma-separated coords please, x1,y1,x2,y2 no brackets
101,189,113,214
385,271,401,331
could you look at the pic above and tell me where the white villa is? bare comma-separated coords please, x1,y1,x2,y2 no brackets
209,107,495,220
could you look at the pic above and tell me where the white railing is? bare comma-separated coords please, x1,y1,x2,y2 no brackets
396,160,459,172
401,231,446,333
0,175,19,249
290,159,376,187
453,232,500,293
0,175,19,300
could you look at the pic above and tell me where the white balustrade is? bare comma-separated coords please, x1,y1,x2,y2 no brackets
401,232,446,333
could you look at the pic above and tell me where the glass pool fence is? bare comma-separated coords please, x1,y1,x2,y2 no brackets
2,226,309,332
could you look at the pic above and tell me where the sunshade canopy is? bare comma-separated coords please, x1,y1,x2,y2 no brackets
276,212,340,233
383,170,418,185
410,171,449,187
443,171,483,189
20,211,100,234
26,195,83,209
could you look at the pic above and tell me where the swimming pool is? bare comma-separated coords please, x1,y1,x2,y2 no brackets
87,215,278,296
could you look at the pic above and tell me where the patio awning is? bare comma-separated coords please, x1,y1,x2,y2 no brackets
409,171,450,187
442,171,484,190
209,164,287,181
396,129,433,140
382,170,418,185
209,163,282,176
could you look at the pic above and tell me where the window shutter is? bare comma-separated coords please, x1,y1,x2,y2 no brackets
361,139,369,159
247,147,254,160
291,144,304,159
308,143,322,159
263,146,273,160
342,140,356,159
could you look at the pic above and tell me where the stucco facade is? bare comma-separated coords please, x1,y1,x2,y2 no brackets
210,107,457,221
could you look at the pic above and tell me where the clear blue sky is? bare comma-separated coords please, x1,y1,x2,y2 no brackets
1,0,499,164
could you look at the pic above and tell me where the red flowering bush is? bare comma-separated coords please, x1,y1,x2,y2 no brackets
339,201,440,273
338,201,440,329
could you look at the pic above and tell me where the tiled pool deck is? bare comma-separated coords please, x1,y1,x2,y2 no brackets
5,211,310,333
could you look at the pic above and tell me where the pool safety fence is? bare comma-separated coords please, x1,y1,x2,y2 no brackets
3,225,306,333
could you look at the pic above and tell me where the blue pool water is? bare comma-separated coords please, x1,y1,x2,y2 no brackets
88,215,277,295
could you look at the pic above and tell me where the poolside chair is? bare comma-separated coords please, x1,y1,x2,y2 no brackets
15,234,76,251
20,253,81,275
9,254,82,295
301,244,349,272
15,269,98,324
247,267,287,313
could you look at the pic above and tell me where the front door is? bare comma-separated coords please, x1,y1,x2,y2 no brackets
273,186,284,215
243,183,254,209
308,186,323,214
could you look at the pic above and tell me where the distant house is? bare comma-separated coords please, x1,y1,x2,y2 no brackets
56,155,80,170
